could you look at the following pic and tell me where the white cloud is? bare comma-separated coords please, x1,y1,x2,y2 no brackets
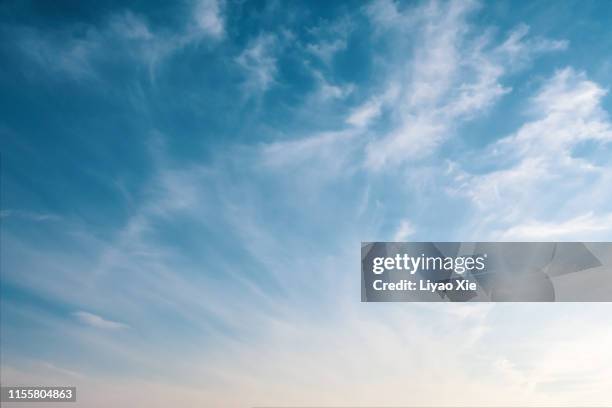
393,219,416,240
306,39,346,65
305,17,352,65
363,1,487,168
73,311,129,330
346,83,400,128
13,3,225,81
8,301,612,406
450,68,612,239
365,0,413,31
310,70,354,101
346,98,383,127
496,212,612,240
508,68,612,152
261,129,361,182
193,0,225,39
5,2,612,407
259,0,529,171
235,33,279,94
498,23,568,67
363,2,566,170
253,1,566,175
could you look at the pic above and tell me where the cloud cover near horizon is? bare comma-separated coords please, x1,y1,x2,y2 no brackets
1,0,612,406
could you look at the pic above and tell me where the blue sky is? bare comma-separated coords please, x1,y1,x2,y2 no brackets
1,0,612,406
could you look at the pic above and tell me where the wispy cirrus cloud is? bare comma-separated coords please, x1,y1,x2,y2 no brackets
10,1,226,81
305,17,353,65
3,1,612,407
73,311,129,330
362,1,567,170
449,67,612,239
0,210,61,222
498,23,568,67
497,212,612,240
235,33,280,94
260,1,569,174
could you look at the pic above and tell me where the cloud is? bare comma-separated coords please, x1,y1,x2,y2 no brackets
7,302,612,406
263,0,566,172
449,68,612,239
11,3,225,82
73,311,130,330
235,33,279,94
260,129,361,181
255,0,578,241
362,2,566,170
498,23,568,67
346,83,400,128
193,0,225,39
497,212,612,240
305,17,352,65
16,26,100,80
108,11,154,40
4,1,612,407
310,69,354,101
393,219,416,240
506,68,611,152
0,210,61,222
306,39,346,65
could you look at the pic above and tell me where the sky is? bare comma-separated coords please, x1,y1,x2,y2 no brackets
1,0,612,406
